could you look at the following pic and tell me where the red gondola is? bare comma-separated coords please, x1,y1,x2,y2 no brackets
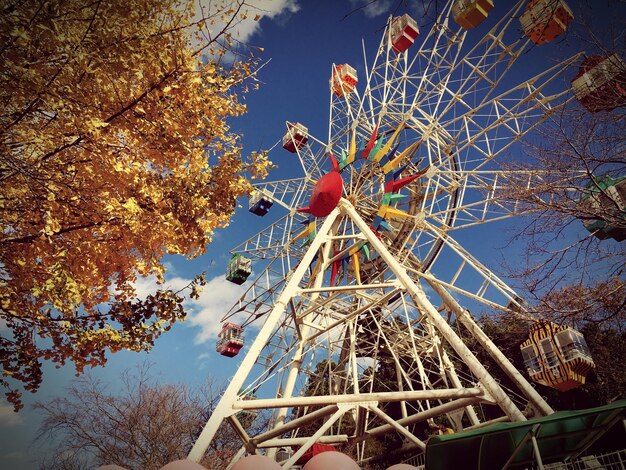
520,0,573,45
216,323,244,357
296,443,336,466
571,54,626,113
282,122,309,153
389,14,419,54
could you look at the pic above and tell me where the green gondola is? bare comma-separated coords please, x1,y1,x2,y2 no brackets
578,175,626,241
226,254,252,284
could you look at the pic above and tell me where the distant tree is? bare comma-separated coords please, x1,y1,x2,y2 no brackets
296,317,433,469
34,365,267,470
499,1,625,308
0,0,271,410
502,101,625,301
294,360,350,437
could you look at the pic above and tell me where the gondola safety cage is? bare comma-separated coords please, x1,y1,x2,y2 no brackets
451,0,494,30
249,191,274,217
571,54,626,113
520,0,573,45
520,321,595,392
330,64,358,97
282,122,309,153
225,254,252,285
389,14,419,54
235,388,258,421
577,175,626,242
216,322,245,357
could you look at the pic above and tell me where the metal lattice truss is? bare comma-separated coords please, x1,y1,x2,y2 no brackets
189,1,587,467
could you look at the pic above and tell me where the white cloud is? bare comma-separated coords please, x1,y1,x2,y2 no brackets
130,273,248,344
133,275,191,300
186,274,249,344
356,356,377,371
195,0,300,46
348,0,393,18
0,318,7,331
0,404,23,426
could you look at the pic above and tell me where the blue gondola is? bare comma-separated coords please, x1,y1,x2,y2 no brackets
249,191,274,216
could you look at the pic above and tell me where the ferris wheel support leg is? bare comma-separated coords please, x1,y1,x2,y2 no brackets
425,279,554,417
441,350,481,426
266,218,339,460
187,209,342,463
340,199,526,422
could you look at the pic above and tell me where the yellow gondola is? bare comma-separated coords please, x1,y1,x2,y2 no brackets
520,0,573,45
451,0,494,30
520,321,595,392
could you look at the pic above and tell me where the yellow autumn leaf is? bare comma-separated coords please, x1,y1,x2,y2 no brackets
0,0,271,412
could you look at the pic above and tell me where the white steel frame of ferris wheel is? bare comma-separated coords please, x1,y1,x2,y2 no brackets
188,198,553,467
186,0,591,465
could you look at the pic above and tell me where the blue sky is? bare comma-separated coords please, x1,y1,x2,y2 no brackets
1,0,623,468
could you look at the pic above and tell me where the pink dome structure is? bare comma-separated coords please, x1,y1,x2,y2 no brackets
231,454,282,470
160,459,207,470
303,451,359,470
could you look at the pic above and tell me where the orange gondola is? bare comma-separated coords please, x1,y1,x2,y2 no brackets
452,0,494,30
520,321,595,392
330,64,358,97
520,0,573,45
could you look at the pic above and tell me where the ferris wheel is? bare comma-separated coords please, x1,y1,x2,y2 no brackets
189,1,601,467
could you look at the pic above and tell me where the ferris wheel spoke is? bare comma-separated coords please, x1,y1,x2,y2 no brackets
411,1,529,119
252,177,311,212
406,225,527,314
220,256,290,325
231,212,312,261
366,13,465,122
446,54,582,172
329,64,364,148
421,170,577,230
294,140,326,181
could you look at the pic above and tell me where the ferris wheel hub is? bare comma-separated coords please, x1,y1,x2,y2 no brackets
298,170,343,218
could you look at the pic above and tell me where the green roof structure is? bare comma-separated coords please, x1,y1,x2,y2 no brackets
425,400,626,470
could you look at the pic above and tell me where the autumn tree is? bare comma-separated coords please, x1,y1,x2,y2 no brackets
502,102,625,303
34,365,268,469
0,0,271,410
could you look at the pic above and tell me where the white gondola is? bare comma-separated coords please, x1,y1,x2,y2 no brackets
216,322,244,357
